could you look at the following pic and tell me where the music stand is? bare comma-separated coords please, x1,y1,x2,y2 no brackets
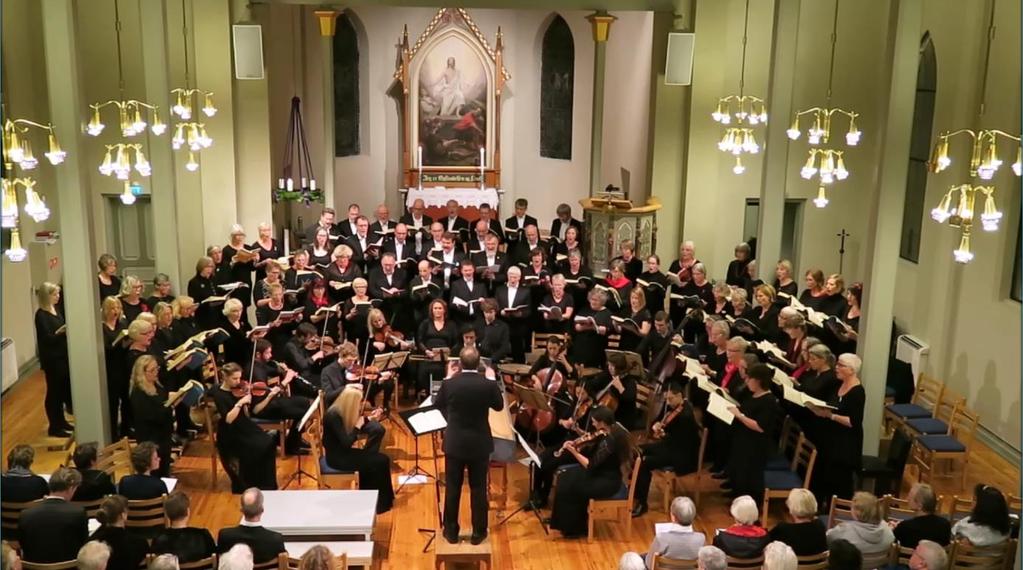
396,404,445,492
606,349,644,376
511,383,553,447
368,351,410,433
497,428,549,534
282,394,322,489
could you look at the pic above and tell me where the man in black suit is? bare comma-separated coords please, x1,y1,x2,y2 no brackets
70,443,117,502
442,200,470,245
368,204,397,242
494,267,530,362
399,198,432,255
476,203,505,242
334,203,361,239
466,220,493,254
434,347,504,544
504,198,538,243
345,216,379,271
550,203,584,243
470,234,507,294
427,231,465,290
368,252,408,322
449,260,486,325
384,223,417,273
477,299,512,362
216,488,286,564
1,445,49,504
511,225,547,267
18,467,88,563
303,207,336,248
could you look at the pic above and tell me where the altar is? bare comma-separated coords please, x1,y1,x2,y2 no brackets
401,186,501,209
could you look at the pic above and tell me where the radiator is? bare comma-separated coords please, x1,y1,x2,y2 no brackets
895,334,930,384
2,338,17,392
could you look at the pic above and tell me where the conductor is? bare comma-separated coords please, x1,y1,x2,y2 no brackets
434,347,504,545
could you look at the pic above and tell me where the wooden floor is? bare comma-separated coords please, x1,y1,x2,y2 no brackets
3,371,1019,569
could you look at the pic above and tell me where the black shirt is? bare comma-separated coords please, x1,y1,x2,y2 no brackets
99,275,122,302
768,519,828,556
118,474,168,501
0,472,49,503
88,525,150,570
151,527,218,563
72,469,117,502
893,513,952,547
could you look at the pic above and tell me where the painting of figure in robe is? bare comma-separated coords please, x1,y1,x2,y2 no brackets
418,35,489,167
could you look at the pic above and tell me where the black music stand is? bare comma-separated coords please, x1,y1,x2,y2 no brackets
365,351,410,434
282,394,322,489
396,404,445,492
497,428,549,534
511,383,553,449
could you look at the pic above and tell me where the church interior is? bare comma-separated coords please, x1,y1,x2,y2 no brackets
1,0,1020,568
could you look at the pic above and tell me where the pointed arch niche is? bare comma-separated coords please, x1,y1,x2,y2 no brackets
333,11,362,157
539,14,574,160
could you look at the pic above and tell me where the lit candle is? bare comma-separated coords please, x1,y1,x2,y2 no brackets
418,145,423,191
277,178,285,189
480,147,485,190
286,178,294,191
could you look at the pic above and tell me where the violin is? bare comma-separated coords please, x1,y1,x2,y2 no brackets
651,401,685,440
372,324,410,350
554,428,607,458
567,396,593,435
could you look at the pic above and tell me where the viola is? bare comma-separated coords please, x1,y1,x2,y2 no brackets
651,401,685,440
594,375,621,412
372,325,407,349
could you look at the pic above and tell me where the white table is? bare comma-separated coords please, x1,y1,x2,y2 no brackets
284,541,374,568
42,474,177,494
259,490,378,540
403,187,501,209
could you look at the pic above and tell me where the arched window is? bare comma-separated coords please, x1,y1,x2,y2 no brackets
333,13,360,157
540,15,574,160
899,33,936,263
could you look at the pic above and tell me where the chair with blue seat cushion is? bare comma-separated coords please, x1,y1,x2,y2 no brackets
906,417,952,435
912,404,979,491
904,385,965,439
761,434,818,526
884,375,945,431
587,447,641,542
251,417,289,457
304,396,360,490
765,416,802,472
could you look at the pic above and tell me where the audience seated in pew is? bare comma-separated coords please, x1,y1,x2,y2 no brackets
768,488,828,556
713,496,770,559
216,488,286,565
18,467,88,563
77,541,112,570
151,491,217,563
218,544,254,570
71,442,117,502
951,483,1012,547
826,492,895,559
893,483,952,548
118,441,169,501
910,539,949,570
88,495,150,570
762,541,797,570
0,445,49,504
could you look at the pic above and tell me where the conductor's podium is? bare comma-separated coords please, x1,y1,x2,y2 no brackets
434,535,493,569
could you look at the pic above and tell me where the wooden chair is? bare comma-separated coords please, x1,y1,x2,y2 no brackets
650,554,698,569
891,543,918,568
307,415,359,490
761,435,817,526
949,495,974,523
912,404,980,490
587,448,642,542
826,495,856,530
0,499,40,542
530,332,564,351
178,555,217,570
125,495,167,534
202,400,221,489
252,416,289,458
883,494,940,525
904,385,967,436
252,556,282,570
766,416,802,471
949,538,1016,570
653,427,708,512
724,554,763,569
884,374,945,431
795,551,829,570
95,437,133,477
21,561,77,570
71,497,106,519
860,546,895,570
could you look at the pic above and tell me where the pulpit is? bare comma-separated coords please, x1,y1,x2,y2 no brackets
580,197,661,271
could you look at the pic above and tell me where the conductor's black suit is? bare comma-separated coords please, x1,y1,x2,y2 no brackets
433,369,504,539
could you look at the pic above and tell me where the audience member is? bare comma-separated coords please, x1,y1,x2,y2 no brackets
826,492,895,557
826,538,862,570
89,495,150,570
712,495,770,558
768,488,828,555
1,541,21,570
118,442,169,500
910,539,949,570
77,541,112,570
893,483,952,548
697,545,727,570
297,545,337,570
0,445,48,503
148,554,180,570
762,541,797,570
72,442,117,501
18,467,87,563
617,552,645,570
217,545,253,570
643,497,705,568
216,488,285,564
152,491,217,563
951,484,1011,546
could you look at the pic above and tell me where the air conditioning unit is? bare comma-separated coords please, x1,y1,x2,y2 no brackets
2,338,17,392
895,334,929,384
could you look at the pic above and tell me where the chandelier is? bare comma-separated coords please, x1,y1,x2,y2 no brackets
169,0,215,172
711,0,767,175
785,0,860,207
926,0,1019,264
99,143,152,180
273,97,321,204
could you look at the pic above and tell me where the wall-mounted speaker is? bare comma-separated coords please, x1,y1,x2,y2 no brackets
664,32,696,86
232,24,265,80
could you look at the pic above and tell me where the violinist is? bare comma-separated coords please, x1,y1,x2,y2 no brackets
539,274,574,334
525,335,575,446
323,385,393,514
319,341,360,405
212,362,278,491
631,381,700,517
281,323,334,386
303,278,340,342
592,352,638,428
366,309,411,411
549,405,631,539
248,339,314,456
527,379,598,509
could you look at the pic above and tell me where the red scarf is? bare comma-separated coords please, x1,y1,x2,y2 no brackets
721,362,739,389
310,294,328,308
606,276,631,289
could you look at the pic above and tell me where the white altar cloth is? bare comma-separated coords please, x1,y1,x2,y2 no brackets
404,187,500,209
259,490,378,540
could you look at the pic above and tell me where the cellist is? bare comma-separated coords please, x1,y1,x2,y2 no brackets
525,336,575,446
630,380,700,517
526,378,599,510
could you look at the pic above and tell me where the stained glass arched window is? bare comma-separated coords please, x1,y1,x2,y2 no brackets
540,15,574,160
334,13,360,157
899,33,937,263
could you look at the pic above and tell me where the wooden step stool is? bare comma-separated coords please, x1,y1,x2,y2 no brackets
434,535,492,569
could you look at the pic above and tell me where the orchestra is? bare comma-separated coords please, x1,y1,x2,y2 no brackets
76,199,865,533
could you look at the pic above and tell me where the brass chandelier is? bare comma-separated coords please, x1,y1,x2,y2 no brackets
169,0,215,172
927,0,1020,264
785,0,860,208
711,0,767,175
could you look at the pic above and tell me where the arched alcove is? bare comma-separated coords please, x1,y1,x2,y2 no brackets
539,14,574,160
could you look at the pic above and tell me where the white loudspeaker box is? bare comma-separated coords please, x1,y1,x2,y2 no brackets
232,24,265,80
664,32,695,86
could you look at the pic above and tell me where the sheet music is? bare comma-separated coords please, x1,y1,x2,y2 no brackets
408,409,447,433
768,364,794,388
419,395,433,407
297,395,321,432
514,429,542,468
707,391,735,425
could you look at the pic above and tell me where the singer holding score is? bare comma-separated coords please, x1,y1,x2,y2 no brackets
433,347,504,545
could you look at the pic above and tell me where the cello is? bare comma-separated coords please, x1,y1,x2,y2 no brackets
515,337,570,434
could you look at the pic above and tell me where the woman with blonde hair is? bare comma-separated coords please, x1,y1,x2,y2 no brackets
221,298,254,365
171,296,198,339
297,545,336,570
102,296,132,438
773,260,797,297
768,488,828,555
223,224,255,311
129,356,178,476
34,282,73,436
251,221,282,283
826,491,895,556
119,275,148,323
254,260,284,308
325,244,362,304
614,286,651,353
323,385,393,513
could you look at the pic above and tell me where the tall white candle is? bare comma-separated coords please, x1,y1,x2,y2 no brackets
480,147,485,189
418,145,424,191
286,178,294,191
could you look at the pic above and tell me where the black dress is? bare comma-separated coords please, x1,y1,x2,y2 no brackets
797,290,829,312
549,427,629,537
252,239,282,282
750,305,780,342
727,391,781,505
636,271,669,315
616,309,651,353
130,386,173,477
98,275,122,302
255,301,298,356
103,320,131,438
211,387,278,491
306,246,333,270
34,308,71,431
88,525,150,570
564,267,595,309
773,280,798,297
220,317,253,367
121,297,148,324
569,307,612,368
812,384,865,505
322,408,394,513
222,244,255,308
725,259,750,287
539,292,574,334
416,320,458,392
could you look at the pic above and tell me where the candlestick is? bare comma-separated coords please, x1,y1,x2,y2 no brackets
480,147,485,190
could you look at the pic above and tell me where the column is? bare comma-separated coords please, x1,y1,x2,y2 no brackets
755,0,800,283
139,0,182,287
41,0,110,445
586,11,616,196
647,2,694,262
315,10,339,210
858,0,922,454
